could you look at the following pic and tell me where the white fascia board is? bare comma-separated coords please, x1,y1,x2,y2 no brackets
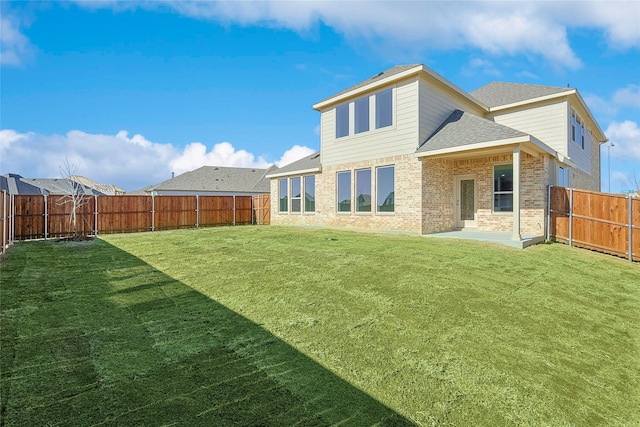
487,90,576,113
312,66,423,110
266,167,321,179
571,90,607,142
416,135,556,158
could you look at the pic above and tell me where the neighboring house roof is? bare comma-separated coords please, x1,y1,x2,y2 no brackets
471,82,572,108
0,174,102,195
1,174,43,195
416,110,555,158
266,152,321,178
69,175,125,195
21,178,103,195
144,165,275,194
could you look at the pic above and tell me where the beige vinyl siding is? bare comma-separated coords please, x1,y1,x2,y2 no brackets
418,77,485,144
320,78,419,166
489,100,568,156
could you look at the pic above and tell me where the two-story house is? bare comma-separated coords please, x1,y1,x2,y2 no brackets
267,64,606,241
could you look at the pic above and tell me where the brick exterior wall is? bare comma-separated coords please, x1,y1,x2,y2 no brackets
272,151,556,236
271,154,424,234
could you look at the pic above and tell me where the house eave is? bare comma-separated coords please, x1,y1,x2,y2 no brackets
266,167,321,179
415,135,556,159
487,89,576,113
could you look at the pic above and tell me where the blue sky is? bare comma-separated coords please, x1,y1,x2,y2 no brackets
1,1,639,192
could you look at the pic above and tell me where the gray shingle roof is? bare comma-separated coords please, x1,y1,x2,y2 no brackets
316,64,420,106
146,166,272,193
416,110,527,154
269,152,321,176
1,174,102,195
471,82,571,108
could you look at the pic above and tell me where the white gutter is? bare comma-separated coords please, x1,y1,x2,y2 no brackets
266,167,321,179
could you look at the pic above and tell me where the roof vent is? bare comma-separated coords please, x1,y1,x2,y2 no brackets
311,154,320,159
373,71,384,79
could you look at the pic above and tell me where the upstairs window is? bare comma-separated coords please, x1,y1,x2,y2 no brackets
336,104,349,138
376,88,393,129
334,88,393,139
571,108,585,149
354,97,370,134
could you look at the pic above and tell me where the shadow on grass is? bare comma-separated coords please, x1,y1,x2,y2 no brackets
1,239,412,426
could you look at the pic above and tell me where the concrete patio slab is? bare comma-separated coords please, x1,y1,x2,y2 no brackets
423,230,546,249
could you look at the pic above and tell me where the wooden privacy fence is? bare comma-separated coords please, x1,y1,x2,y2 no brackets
548,186,639,262
3,194,270,243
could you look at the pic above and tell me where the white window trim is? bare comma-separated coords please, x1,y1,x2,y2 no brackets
334,86,396,141
375,165,395,215
355,168,372,214
493,163,513,214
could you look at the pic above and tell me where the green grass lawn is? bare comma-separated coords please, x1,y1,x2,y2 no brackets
1,226,638,426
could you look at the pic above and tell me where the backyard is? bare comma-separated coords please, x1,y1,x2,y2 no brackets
1,226,638,426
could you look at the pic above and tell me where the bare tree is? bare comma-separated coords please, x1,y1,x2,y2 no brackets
55,159,91,239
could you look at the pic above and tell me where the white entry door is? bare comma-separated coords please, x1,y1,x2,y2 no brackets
456,176,477,229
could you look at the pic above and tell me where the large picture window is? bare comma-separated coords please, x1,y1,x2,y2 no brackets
355,169,371,212
337,171,351,212
304,175,315,212
493,164,513,212
336,104,349,138
279,179,288,212
376,88,393,129
376,166,394,212
291,177,301,213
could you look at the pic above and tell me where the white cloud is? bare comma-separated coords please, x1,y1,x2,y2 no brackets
169,141,270,175
606,120,640,160
275,145,316,167
0,128,312,191
68,0,640,70
0,14,34,66
612,84,640,109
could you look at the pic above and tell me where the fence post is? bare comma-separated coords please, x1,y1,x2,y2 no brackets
546,185,552,242
251,196,255,225
629,194,633,262
2,191,6,252
94,195,98,236
196,195,199,229
9,194,13,245
233,195,236,226
569,188,573,247
151,194,155,232
44,194,48,240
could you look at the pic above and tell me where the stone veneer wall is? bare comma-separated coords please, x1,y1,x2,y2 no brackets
271,154,424,234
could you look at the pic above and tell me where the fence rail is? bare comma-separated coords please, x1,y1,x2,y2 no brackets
0,193,270,248
549,186,638,262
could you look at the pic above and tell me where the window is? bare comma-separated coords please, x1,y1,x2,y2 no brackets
279,179,288,212
376,166,394,212
571,109,576,142
493,164,513,212
291,177,301,212
336,104,349,138
354,97,370,134
376,88,393,129
355,169,371,212
304,175,315,212
557,166,569,187
337,171,351,212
